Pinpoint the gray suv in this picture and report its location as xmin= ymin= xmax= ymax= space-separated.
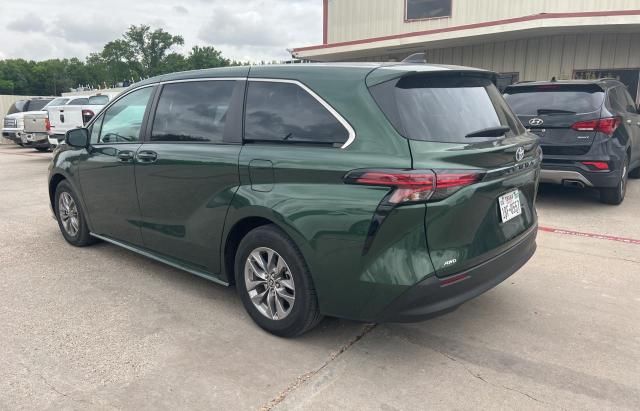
xmin=504 ymin=79 xmax=640 ymax=204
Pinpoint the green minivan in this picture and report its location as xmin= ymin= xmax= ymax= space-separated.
xmin=49 ymin=63 xmax=540 ymax=337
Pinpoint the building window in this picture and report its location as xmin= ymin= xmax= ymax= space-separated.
xmin=405 ymin=0 xmax=452 ymax=21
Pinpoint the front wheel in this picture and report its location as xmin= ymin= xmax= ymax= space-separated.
xmin=55 ymin=181 xmax=97 ymax=246
xmin=235 ymin=225 xmax=323 ymax=337
xmin=600 ymin=159 xmax=628 ymax=205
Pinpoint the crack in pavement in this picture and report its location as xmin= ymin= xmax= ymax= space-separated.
xmin=432 ymin=349 xmax=563 ymax=410
xmin=260 ymin=323 xmax=377 ymax=411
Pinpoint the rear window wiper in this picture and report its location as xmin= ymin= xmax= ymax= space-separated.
xmin=465 ymin=126 xmax=511 ymax=138
xmin=537 ymin=109 xmax=576 ymax=115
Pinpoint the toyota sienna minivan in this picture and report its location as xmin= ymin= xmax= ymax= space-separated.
xmin=49 ymin=64 xmax=540 ymax=337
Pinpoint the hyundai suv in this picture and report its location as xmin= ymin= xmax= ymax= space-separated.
xmin=504 ymin=80 xmax=640 ymax=204
xmin=48 ymin=64 xmax=540 ymax=337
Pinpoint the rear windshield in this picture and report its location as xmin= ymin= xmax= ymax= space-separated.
xmin=504 ymin=84 xmax=605 ymax=115
xmin=46 ymin=98 xmax=70 ymax=107
xmin=27 ymin=99 xmax=53 ymax=111
xmin=371 ymin=74 xmax=524 ymax=143
xmin=89 ymin=95 xmax=110 ymax=105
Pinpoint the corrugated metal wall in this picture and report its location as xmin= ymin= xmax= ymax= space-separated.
xmin=328 ymin=0 xmax=640 ymax=43
xmin=419 ymin=33 xmax=640 ymax=81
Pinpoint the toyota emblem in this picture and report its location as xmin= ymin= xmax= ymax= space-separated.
xmin=529 ymin=118 xmax=544 ymax=126
xmin=515 ymin=147 xmax=525 ymax=162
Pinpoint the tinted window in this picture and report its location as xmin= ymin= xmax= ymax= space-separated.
xmin=620 ymin=88 xmax=638 ymax=113
xmin=244 ymin=81 xmax=349 ymax=144
xmin=89 ymin=95 xmax=110 ymax=105
xmin=97 ymin=87 xmax=153 ymax=144
xmin=406 ymin=0 xmax=451 ymax=20
xmin=68 ymin=98 xmax=89 ymax=105
xmin=371 ymin=75 xmax=523 ymax=143
xmin=504 ymin=84 xmax=605 ymax=115
xmin=151 ymin=81 xmax=236 ymax=143
xmin=27 ymin=99 xmax=53 ymax=111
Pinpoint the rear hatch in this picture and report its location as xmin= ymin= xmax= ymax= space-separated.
xmin=369 ymin=68 xmax=540 ymax=278
xmin=504 ymin=83 xmax=605 ymax=156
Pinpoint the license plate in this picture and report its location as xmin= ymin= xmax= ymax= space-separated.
xmin=499 ymin=190 xmax=522 ymax=223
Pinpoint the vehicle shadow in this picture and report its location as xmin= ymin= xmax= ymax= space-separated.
xmin=536 ymin=183 xmax=601 ymax=206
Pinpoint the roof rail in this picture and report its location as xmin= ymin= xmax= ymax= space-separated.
xmin=513 ymin=81 xmax=536 ymax=85
xmin=597 ymin=77 xmax=620 ymax=82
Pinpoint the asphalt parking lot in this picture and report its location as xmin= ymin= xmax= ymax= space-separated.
xmin=1 ymin=144 xmax=639 ymax=410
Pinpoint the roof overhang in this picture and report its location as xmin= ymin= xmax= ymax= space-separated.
xmin=292 ymin=10 xmax=640 ymax=61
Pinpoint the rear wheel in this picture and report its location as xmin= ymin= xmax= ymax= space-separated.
xmin=235 ymin=225 xmax=323 ymax=337
xmin=55 ymin=181 xmax=97 ymax=246
xmin=600 ymin=158 xmax=628 ymax=205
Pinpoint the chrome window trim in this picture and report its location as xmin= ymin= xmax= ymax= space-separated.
xmin=249 ymin=78 xmax=356 ymax=149
xmin=159 ymin=77 xmax=246 ymax=84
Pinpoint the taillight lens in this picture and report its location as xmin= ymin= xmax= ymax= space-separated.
xmin=45 ymin=118 xmax=51 ymax=132
xmin=571 ymin=117 xmax=621 ymax=136
xmin=344 ymin=169 xmax=483 ymax=204
xmin=82 ymin=109 xmax=95 ymax=125
xmin=582 ymin=161 xmax=609 ymax=171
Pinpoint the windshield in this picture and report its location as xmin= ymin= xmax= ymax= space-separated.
xmin=89 ymin=95 xmax=110 ymax=105
xmin=504 ymin=84 xmax=605 ymax=115
xmin=371 ymin=74 xmax=524 ymax=143
xmin=45 ymin=98 xmax=70 ymax=108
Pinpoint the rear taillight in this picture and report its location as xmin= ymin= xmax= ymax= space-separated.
xmin=344 ymin=169 xmax=483 ymax=204
xmin=82 ymin=109 xmax=95 ymax=125
xmin=571 ymin=117 xmax=621 ymax=136
xmin=45 ymin=118 xmax=50 ymax=132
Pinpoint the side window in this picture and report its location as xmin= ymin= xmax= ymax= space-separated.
xmin=98 ymin=87 xmax=153 ymax=144
xmin=151 ymin=81 xmax=236 ymax=143
xmin=621 ymin=88 xmax=638 ymax=113
xmin=244 ymin=81 xmax=349 ymax=144
xmin=68 ymin=98 xmax=89 ymax=105
xmin=89 ymin=113 xmax=104 ymax=144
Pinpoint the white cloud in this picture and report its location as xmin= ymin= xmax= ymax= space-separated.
xmin=0 ymin=0 xmax=322 ymax=62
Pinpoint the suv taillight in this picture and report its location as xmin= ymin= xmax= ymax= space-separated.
xmin=571 ymin=117 xmax=621 ymax=136
xmin=344 ymin=169 xmax=484 ymax=204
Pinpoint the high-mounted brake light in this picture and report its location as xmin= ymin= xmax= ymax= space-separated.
xmin=571 ymin=117 xmax=621 ymax=136
xmin=344 ymin=169 xmax=483 ymax=204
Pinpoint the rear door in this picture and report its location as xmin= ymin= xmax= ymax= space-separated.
xmin=370 ymin=71 xmax=539 ymax=277
xmin=504 ymin=84 xmax=605 ymax=156
xmin=134 ymin=79 xmax=245 ymax=275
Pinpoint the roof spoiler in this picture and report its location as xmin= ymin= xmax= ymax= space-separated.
xmin=402 ymin=53 xmax=427 ymax=64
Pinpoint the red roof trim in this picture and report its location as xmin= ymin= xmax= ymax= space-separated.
xmin=293 ymin=10 xmax=640 ymax=53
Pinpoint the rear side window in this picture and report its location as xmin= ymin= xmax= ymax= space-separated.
xmin=27 ymin=99 xmax=53 ymax=112
xmin=371 ymin=74 xmax=523 ymax=143
xmin=47 ymin=98 xmax=70 ymax=107
xmin=151 ymin=81 xmax=235 ymax=143
xmin=504 ymin=84 xmax=605 ymax=115
xmin=609 ymin=87 xmax=638 ymax=114
xmin=244 ymin=81 xmax=349 ymax=144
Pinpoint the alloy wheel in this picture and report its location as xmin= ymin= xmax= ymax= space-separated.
xmin=244 ymin=247 xmax=296 ymax=321
xmin=58 ymin=192 xmax=80 ymax=237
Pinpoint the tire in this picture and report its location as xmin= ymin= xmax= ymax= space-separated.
xmin=600 ymin=158 xmax=629 ymax=205
xmin=54 ymin=181 xmax=97 ymax=247
xmin=235 ymin=225 xmax=323 ymax=337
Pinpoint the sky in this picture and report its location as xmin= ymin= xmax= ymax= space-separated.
xmin=0 ymin=0 xmax=322 ymax=62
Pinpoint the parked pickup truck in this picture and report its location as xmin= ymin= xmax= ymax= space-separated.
xmin=22 ymin=96 xmax=91 ymax=151
xmin=47 ymin=93 xmax=118 ymax=148
xmin=2 ymin=98 xmax=54 ymax=146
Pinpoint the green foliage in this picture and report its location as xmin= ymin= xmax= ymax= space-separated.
xmin=0 ymin=24 xmax=232 ymax=95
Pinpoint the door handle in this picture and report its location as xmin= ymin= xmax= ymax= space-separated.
xmin=137 ymin=150 xmax=158 ymax=163
xmin=117 ymin=151 xmax=134 ymax=162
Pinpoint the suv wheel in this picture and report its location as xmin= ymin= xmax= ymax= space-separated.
xmin=235 ymin=225 xmax=323 ymax=337
xmin=600 ymin=158 xmax=628 ymax=205
xmin=629 ymin=167 xmax=640 ymax=179
xmin=55 ymin=181 xmax=97 ymax=246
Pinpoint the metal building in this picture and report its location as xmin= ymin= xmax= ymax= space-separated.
xmin=292 ymin=0 xmax=640 ymax=101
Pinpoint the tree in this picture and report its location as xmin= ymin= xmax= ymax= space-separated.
xmin=123 ymin=25 xmax=184 ymax=76
xmin=187 ymin=46 xmax=229 ymax=70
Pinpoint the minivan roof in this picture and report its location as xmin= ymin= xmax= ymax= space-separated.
xmin=131 ymin=63 xmax=494 ymax=89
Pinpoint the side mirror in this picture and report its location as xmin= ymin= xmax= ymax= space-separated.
xmin=66 ymin=128 xmax=89 ymax=148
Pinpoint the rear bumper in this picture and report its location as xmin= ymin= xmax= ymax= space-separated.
xmin=24 ymin=132 xmax=50 ymax=148
xmin=377 ymin=225 xmax=537 ymax=323
xmin=540 ymin=163 xmax=621 ymax=188
xmin=2 ymin=131 xmax=22 ymax=143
